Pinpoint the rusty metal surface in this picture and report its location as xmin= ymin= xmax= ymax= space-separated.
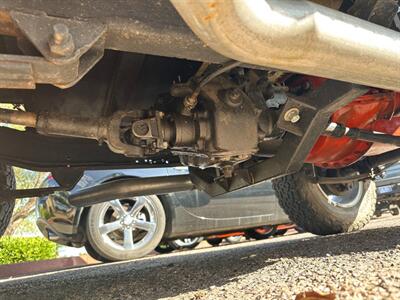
xmin=171 ymin=0 xmax=400 ymax=92
xmin=0 ymin=54 xmax=78 ymax=89
xmin=10 ymin=11 xmax=106 ymax=64
xmin=0 ymin=10 xmax=16 ymax=36
xmin=0 ymin=108 xmax=147 ymax=157
xmin=0 ymin=60 xmax=34 ymax=89
xmin=0 ymin=108 xmax=36 ymax=127
xmin=0 ymin=0 xmax=225 ymax=89
xmin=0 ymin=0 xmax=396 ymax=90
xmin=0 ymin=0 xmax=225 ymax=63
xmin=0 ymin=10 xmax=107 ymax=89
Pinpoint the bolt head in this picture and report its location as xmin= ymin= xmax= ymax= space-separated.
xmin=53 ymin=24 xmax=70 ymax=44
xmin=225 ymin=88 xmax=243 ymax=107
xmin=49 ymin=23 xmax=75 ymax=57
xmin=284 ymin=108 xmax=301 ymax=123
xmin=228 ymin=89 xmax=241 ymax=101
xmin=132 ymin=120 xmax=150 ymax=136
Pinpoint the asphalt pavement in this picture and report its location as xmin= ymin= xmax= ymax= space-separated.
xmin=1 ymin=215 xmax=400 ymax=300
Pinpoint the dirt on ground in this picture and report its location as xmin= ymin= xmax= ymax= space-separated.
xmin=1 ymin=215 xmax=400 ymax=300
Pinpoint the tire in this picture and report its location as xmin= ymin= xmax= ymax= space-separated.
xmin=390 ymin=206 xmax=400 ymax=216
xmin=246 ymin=225 xmax=277 ymax=240
xmin=295 ymin=226 xmax=306 ymax=233
xmin=225 ymin=236 xmax=242 ymax=244
xmin=274 ymin=229 xmax=288 ymax=236
xmin=207 ymin=238 xmax=223 ymax=246
xmin=155 ymin=242 xmax=175 ymax=254
xmin=85 ymin=195 xmax=166 ymax=262
xmin=168 ymin=237 xmax=202 ymax=250
xmin=0 ymin=164 xmax=15 ymax=236
xmin=84 ymin=242 xmax=111 ymax=262
xmin=272 ymin=170 xmax=376 ymax=236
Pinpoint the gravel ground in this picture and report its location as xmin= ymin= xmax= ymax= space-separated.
xmin=1 ymin=215 xmax=400 ymax=300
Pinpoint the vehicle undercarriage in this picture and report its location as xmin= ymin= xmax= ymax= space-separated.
xmin=0 ymin=0 xmax=400 ymax=235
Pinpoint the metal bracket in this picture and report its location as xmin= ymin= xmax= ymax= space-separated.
xmin=10 ymin=11 xmax=106 ymax=65
xmin=191 ymin=80 xmax=369 ymax=196
xmin=0 ymin=11 xmax=106 ymax=89
xmin=51 ymin=168 xmax=83 ymax=188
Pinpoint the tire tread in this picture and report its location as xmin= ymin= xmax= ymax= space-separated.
xmin=272 ymin=173 xmax=376 ymax=235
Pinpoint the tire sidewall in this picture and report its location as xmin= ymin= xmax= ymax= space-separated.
xmin=169 ymin=238 xmax=201 ymax=250
xmin=246 ymin=225 xmax=277 ymax=240
xmin=273 ymin=171 xmax=377 ymax=235
xmin=304 ymin=179 xmax=375 ymax=224
xmin=207 ymin=238 xmax=222 ymax=246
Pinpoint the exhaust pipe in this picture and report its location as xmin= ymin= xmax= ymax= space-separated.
xmin=171 ymin=0 xmax=400 ymax=91
xmin=68 ymin=175 xmax=195 ymax=207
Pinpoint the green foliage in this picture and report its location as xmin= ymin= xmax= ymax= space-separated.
xmin=13 ymin=167 xmax=46 ymax=190
xmin=0 ymin=237 xmax=57 ymax=264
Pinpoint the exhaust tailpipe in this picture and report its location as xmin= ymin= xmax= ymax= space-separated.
xmin=171 ymin=0 xmax=400 ymax=91
xmin=68 ymin=175 xmax=195 ymax=207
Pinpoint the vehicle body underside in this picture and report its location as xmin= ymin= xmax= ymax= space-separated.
xmin=0 ymin=0 xmax=399 ymax=207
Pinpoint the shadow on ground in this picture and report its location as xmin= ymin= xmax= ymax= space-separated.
xmin=1 ymin=223 xmax=400 ymax=300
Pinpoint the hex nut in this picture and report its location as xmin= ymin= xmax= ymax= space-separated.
xmin=49 ymin=23 xmax=75 ymax=57
xmin=284 ymin=108 xmax=301 ymax=123
xmin=132 ymin=120 xmax=150 ymax=136
xmin=225 ymin=88 xmax=243 ymax=107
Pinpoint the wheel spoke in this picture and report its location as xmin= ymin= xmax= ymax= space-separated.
xmin=134 ymin=219 xmax=156 ymax=232
xmin=99 ymin=220 xmax=122 ymax=235
xmin=109 ymin=199 xmax=126 ymax=217
xmin=123 ymin=229 xmax=134 ymax=250
xmin=129 ymin=197 xmax=146 ymax=216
